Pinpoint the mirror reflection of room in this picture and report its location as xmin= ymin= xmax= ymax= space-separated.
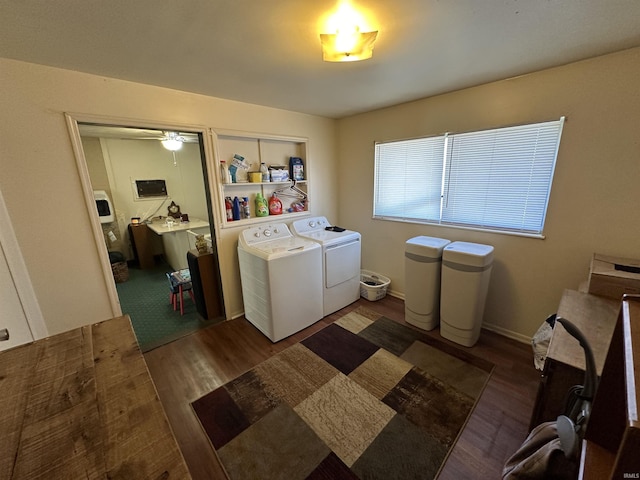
xmin=81 ymin=125 xmax=210 ymax=270
xmin=80 ymin=124 xmax=221 ymax=351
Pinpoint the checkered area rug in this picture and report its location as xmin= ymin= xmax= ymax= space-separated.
xmin=192 ymin=306 xmax=493 ymax=480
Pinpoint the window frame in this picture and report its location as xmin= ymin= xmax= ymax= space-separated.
xmin=373 ymin=117 xmax=565 ymax=238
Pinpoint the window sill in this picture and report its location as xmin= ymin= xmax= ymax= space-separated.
xmin=372 ymin=216 xmax=546 ymax=239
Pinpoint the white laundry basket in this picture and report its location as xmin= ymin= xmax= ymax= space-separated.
xmin=360 ymin=270 xmax=391 ymax=301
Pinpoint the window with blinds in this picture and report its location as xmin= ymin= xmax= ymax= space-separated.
xmin=373 ymin=117 xmax=564 ymax=236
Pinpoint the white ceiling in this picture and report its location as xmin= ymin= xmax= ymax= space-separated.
xmin=1 ymin=0 xmax=639 ymax=119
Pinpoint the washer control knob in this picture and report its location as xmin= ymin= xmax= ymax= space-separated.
xmin=254 ymin=232 xmax=260 ymax=238
xmin=309 ymin=221 xmax=316 ymax=227
xmin=263 ymin=229 xmax=272 ymax=237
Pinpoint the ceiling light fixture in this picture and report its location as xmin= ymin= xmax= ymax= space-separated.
xmin=161 ymin=132 xmax=185 ymax=151
xmin=320 ymin=2 xmax=378 ymax=62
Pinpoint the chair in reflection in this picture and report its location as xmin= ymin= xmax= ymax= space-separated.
xmin=166 ymin=270 xmax=195 ymax=315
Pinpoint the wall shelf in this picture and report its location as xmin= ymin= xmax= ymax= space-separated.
xmin=222 ymin=180 xmax=307 ymax=187
xmin=212 ymin=130 xmax=309 ymax=229
xmin=221 ymin=210 xmax=309 ymax=228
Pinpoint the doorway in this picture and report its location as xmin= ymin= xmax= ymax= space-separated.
xmin=70 ymin=119 xmax=225 ymax=351
xmin=0 ymin=186 xmax=48 ymax=351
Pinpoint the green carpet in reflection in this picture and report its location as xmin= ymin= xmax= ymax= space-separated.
xmin=115 ymin=259 xmax=213 ymax=352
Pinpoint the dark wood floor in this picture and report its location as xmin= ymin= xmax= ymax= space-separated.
xmin=144 ymin=295 xmax=541 ymax=479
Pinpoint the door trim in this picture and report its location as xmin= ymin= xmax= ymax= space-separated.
xmin=0 ymin=187 xmax=48 ymax=340
xmin=65 ymin=113 xmax=122 ymax=316
xmin=64 ymin=112 xmax=225 ymax=319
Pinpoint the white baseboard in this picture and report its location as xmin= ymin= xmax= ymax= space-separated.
xmin=387 ymin=289 xmax=404 ymax=300
xmin=383 ymin=291 xmax=531 ymax=345
xmin=482 ymin=322 xmax=531 ymax=345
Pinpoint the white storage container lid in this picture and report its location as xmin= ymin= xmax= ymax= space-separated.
xmin=405 ymin=236 xmax=451 ymax=258
xmin=443 ymin=241 xmax=494 ymax=267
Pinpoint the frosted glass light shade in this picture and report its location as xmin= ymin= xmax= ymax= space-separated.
xmin=320 ymin=29 xmax=378 ymax=62
xmin=161 ymin=138 xmax=183 ymax=151
xmin=161 ymin=132 xmax=185 ymax=151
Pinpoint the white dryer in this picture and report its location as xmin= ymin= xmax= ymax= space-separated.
xmin=238 ymin=223 xmax=323 ymax=342
xmin=291 ymin=216 xmax=361 ymax=316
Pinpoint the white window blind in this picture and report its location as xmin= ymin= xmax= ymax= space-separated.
xmin=373 ymin=118 xmax=564 ymax=236
xmin=374 ymin=136 xmax=445 ymax=221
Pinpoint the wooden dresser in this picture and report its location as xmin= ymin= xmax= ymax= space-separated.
xmin=529 ymin=289 xmax=620 ymax=429
xmin=579 ymin=294 xmax=640 ymax=479
xmin=0 ymin=315 xmax=191 ymax=479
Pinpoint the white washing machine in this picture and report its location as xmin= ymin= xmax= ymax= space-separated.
xmin=238 ymin=223 xmax=323 ymax=342
xmin=291 ymin=216 xmax=361 ymax=316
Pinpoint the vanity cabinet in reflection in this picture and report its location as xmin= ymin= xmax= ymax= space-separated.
xmin=128 ymin=223 xmax=155 ymax=269
xmin=187 ymin=250 xmax=223 ymax=320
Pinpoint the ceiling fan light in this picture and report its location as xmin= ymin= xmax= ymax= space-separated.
xmin=161 ymin=138 xmax=183 ymax=151
xmin=161 ymin=132 xmax=184 ymax=151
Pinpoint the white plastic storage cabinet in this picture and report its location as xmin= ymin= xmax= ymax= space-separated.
xmin=440 ymin=241 xmax=494 ymax=347
xmin=404 ymin=236 xmax=451 ymax=331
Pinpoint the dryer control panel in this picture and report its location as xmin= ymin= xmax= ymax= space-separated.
xmin=239 ymin=223 xmax=293 ymax=246
xmin=291 ymin=216 xmax=330 ymax=234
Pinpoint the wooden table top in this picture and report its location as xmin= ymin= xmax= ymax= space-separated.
xmin=0 ymin=315 xmax=191 ymax=479
xmin=548 ymin=289 xmax=620 ymax=375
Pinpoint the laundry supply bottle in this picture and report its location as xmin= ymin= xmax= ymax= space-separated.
xmin=220 ymin=160 xmax=230 ymax=184
xmin=268 ymin=193 xmax=283 ymax=215
xmin=242 ymin=197 xmax=251 ymax=219
xmin=232 ymin=196 xmax=241 ymax=221
xmin=260 ymin=162 xmax=270 ymax=182
xmin=255 ymin=193 xmax=269 ymax=217
xmin=225 ymin=197 xmax=234 ymax=221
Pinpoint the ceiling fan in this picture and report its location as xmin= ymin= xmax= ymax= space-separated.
xmin=160 ymin=131 xmax=186 ymax=151
xmin=77 ymin=124 xmax=199 ymax=145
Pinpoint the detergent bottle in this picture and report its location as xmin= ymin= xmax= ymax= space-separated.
xmin=242 ymin=197 xmax=251 ymax=219
xmin=268 ymin=193 xmax=283 ymax=215
xmin=255 ymin=193 xmax=269 ymax=217
xmin=225 ymin=197 xmax=233 ymax=221
xmin=232 ymin=196 xmax=241 ymax=221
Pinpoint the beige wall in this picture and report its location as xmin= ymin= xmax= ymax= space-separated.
xmin=2 ymin=47 xmax=638 ymax=341
xmin=82 ymin=137 xmax=110 ymax=193
xmin=336 ymin=47 xmax=640 ymax=341
xmin=0 ymin=58 xmax=337 ymax=334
